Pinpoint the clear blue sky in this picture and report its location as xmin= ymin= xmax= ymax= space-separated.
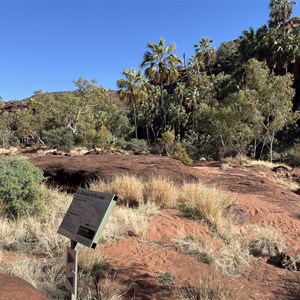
xmin=1 ymin=0 xmax=300 ymax=101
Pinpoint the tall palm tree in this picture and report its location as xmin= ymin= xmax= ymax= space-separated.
xmin=141 ymin=37 xmax=182 ymax=133
xmin=194 ymin=38 xmax=216 ymax=71
xmin=266 ymin=0 xmax=300 ymax=72
xmin=194 ymin=37 xmax=216 ymax=92
xmin=269 ymin=0 xmax=297 ymax=27
xmin=238 ymin=27 xmax=258 ymax=62
xmin=117 ymin=68 xmax=144 ymax=139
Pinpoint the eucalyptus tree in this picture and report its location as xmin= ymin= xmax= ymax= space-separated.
xmin=0 ymin=112 xmax=14 ymax=146
xmin=117 ymin=68 xmax=144 ymax=139
xmin=141 ymin=37 xmax=182 ymax=133
xmin=245 ymin=59 xmax=297 ymax=161
xmin=56 ymin=78 xmax=107 ymax=136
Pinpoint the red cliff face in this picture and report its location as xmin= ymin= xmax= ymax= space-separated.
xmin=1 ymin=100 xmax=28 ymax=112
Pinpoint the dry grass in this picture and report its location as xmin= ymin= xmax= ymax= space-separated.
xmin=0 ymin=255 xmax=66 ymax=298
xmin=91 ymin=175 xmax=179 ymax=208
xmin=275 ymin=177 xmax=299 ymax=191
xmin=77 ymin=249 xmax=123 ymax=300
xmin=179 ymin=182 xmax=232 ymax=235
xmin=224 ymin=155 xmax=291 ymax=170
xmin=174 ymin=234 xmax=215 ymax=265
xmin=213 ymin=240 xmax=251 ymax=276
xmin=0 ymin=147 xmax=20 ymax=156
xmin=100 ymin=201 xmax=160 ymax=242
xmin=247 ymin=225 xmax=285 ymax=257
xmin=0 ymin=186 xmax=71 ymax=257
xmin=144 ymin=176 xmax=179 ymax=208
xmin=90 ymin=175 xmax=144 ymax=207
xmin=79 ymin=248 xmax=108 ymax=273
xmin=176 ymin=276 xmax=234 ymax=300
xmin=0 ymin=187 xmax=74 ymax=299
xmin=0 ymin=173 xmax=289 ymax=298
xmin=174 ymin=233 xmax=251 ymax=277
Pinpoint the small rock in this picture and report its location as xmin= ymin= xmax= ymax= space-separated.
xmin=267 ymin=252 xmax=300 ymax=271
xmin=226 ymin=203 xmax=249 ymax=224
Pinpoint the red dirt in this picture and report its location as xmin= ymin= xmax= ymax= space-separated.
xmin=2 ymin=153 xmax=300 ymax=299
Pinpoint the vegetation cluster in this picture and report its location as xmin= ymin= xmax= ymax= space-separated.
xmin=1 ymin=1 xmax=300 ymax=165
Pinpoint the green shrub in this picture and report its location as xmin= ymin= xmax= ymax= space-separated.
xmin=85 ymin=126 xmax=114 ymax=151
xmin=114 ymin=138 xmax=127 ymax=150
xmin=125 ymin=138 xmax=149 ymax=154
xmin=159 ymin=131 xmax=175 ymax=155
xmin=281 ymin=144 xmax=300 ymax=167
xmin=42 ymin=128 xmax=75 ymax=149
xmin=173 ymin=143 xmax=193 ymax=165
xmin=0 ymin=156 xmax=44 ymax=217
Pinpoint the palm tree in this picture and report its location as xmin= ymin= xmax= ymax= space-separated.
xmin=117 ymin=68 xmax=144 ymax=138
xmin=141 ymin=37 xmax=182 ymax=133
xmin=194 ymin=38 xmax=216 ymax=69
xmin=238 ymin=27 xmax=258 ymax=62
xmin=266 ymin=0 xmax=300 ymax=72
xmin=269 ymin=0 xmax=297 ymax=27
xmin=194 ymin=38 xmax=217 ymax=93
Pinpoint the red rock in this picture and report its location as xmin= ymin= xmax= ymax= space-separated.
xmin=0 ymin=273 xmax=48 ymax=300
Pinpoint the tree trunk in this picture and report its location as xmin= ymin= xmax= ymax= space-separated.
xmin=160 ymin=83 xmax=166 ymax=133
xmin=131 ymin=93 xmax=138 ymax=139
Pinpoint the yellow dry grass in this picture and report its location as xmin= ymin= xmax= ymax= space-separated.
xmin=101 ymin=201 xmax=160 ymax=241
xmin=144 ymin=176 xmax=179 ymax=208
xmin=0 ymin=147 xmax=20 ymax=156
xmin=247 ymin=225 xmax=285 ymax=257
xmin=176 ymin=276 xmax=234 ymax=300
xmin=275 ymin=177 xmax=299 ymax=191
xmin=91 ymin=175 xmax=144 ymax=207
xmin=179 ymin=182 xmax=232 ymax=233
xmin=224 ymin=155 xmax=291 ymax=170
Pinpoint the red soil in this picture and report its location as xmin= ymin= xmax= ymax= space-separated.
xmin=1 ymin=153 xmax=300 ymax=299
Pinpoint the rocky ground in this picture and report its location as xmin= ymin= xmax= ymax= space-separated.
xmin=1 ymin=152 xmax=300 ymax=299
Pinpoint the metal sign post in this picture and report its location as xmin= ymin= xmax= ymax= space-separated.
xmin=58 ymin=188 xmax=118 ymax=299
xmin=66 ymin=241 xmax=78 ymax=300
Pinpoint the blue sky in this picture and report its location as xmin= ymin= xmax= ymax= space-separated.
xmin=1 ymin=0 xmax=300 ymax=101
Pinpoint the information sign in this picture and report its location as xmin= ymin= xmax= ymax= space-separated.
xmin=58 ymin=188 xmax=118 ymax=248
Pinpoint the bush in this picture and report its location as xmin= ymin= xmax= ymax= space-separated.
xmin=159 ymin=131 xmax=175 ymax=155
xmin=281 ymin=144 xmax=300 ymax=167
xmin=85 ymin=126 xmax=114 ymax=151
xmin=114 ymin=138 xmax=127 ymax=150
xmin=42 ymin=128 xmax=74 ymax=149
xmin=173 ymin=143 xmax=193 ymax=165
xmin=0 ymin=156 xmax=44 ymax=217
xmin=125 ymin=138 xmax=149 ymax=154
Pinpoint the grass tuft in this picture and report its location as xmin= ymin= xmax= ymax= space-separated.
xmin=213 ymin=240 xmax=251 ymax=276
xmin=144 ymin=176 xmax=179 ymax=208
xmin=91 ymin=175 xmax=144 ymax=207
xmin=179 ymin=182 xmax=232 ymax=235
xmin=176 ymin=276 xmax=234 ymax=300
xmin=248 ymin=226 xmax=285 ymax=257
